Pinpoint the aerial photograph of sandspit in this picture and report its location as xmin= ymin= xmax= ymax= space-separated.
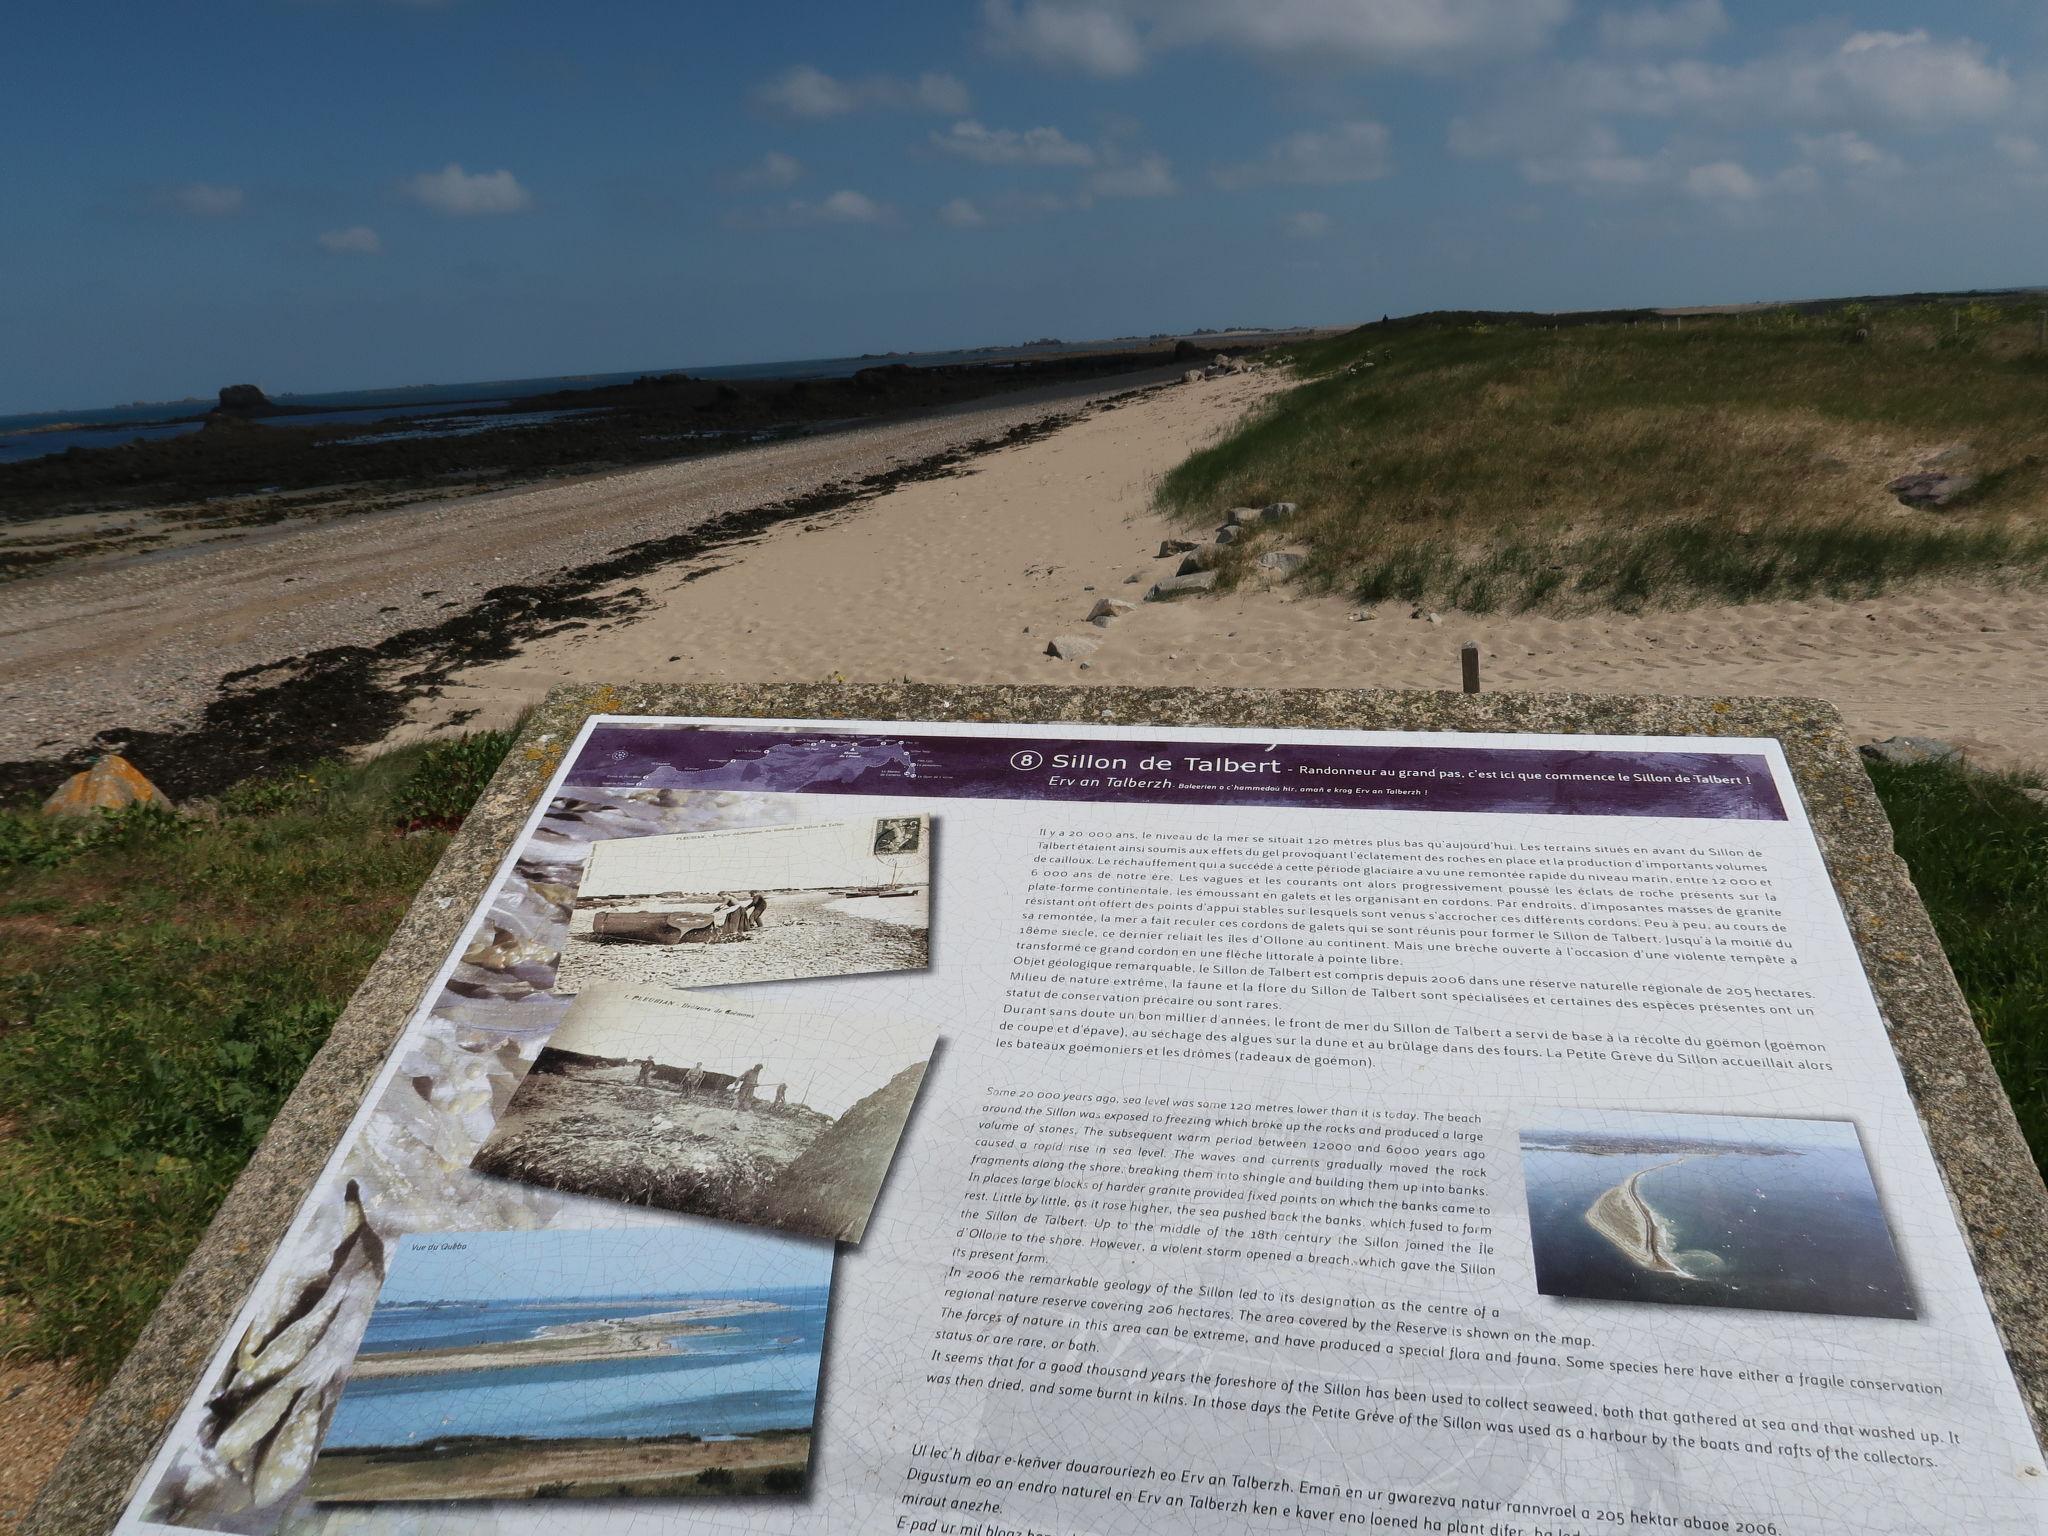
xmin=306 ymin=1226 xmax=833 ymax=1503
xmin=1519 ymin=1110 xmax=1915 ymax=1320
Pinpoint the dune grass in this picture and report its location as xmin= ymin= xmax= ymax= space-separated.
xmin=1164 ymin=304 xmax=2048 ymax=612
xmin=0 ymin=732 xmax=510 ymax=1382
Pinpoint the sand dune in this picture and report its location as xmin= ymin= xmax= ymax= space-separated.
xmin=391 ymin=370 xmax=2048 ymax=770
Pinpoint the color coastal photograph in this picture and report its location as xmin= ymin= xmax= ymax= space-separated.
xmin=306 ymin=1225 xmax=832 ymax=1503
xmin=553 ymin=814 xmax=931 ymax=992
xmin=472 ymin=986 xmax=934 ymax=1243
xmin=1520 ymin=1110 xmax=1915 ymax=1320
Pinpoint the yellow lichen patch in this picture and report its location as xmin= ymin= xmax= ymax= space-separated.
xmin=40 ymin=755 xmax=173 ymax=818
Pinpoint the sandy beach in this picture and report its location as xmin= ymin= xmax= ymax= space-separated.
xmin=6 ymin=362 xmax=2045 ymax=785
xmin=389 ymin=367 xmax=2048 ymax=770
xmin=341 ymin=1300 xmax=778 ymax=1379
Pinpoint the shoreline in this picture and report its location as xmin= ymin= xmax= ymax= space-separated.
xmin=344 ymin=1299 xmax=783 ymax=1379
xmin=1585 ymin=1158 xmax=1695 ymax=1277
xmin=7 ymin=355 xmax=2045 ymax=808
xmin=0 ymin=373 xmax=1174 ymax=804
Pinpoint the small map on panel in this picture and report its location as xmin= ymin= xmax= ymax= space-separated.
xmin=552 ymin=814 xmax=931 ymax=992
xmin=307 ymin=1226 xmax=833 ymax=1503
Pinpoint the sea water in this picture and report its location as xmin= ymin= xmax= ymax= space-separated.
xmin=1521 ymin=1144 xmax=1915 ymax=1320
xmin=323 ymin=1285 xmax=828 ymax=1449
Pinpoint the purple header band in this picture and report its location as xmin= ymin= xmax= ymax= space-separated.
xmin=567 ymin=725 xmax=1786 ymax=821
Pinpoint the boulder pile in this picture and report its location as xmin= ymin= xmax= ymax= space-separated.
xmin=1147 ymin=501 xmax=1297 ymax=598
xmin=1040 ymin=494 xmax=1304 ymax=666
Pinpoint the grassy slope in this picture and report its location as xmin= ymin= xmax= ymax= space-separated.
xmin=1864 ymin=759 xmax=2048 ymax=1157
xmin=0 ymin=733 xmax=2041 ymax=1386
xmin=0 ymin=734 xmax=509 ymax=1382
xmin=1161 ymin=305 xmax=2048 ymax=611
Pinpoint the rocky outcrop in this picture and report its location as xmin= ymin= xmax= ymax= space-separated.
xmin=1859 ymin=736 xmax=1962 ymax=767
xmin=1887 ymin=470 xmax=1978 ymax=509
xmin=42 ymin=753 xmax=174 ymax=817
xmin=211 ymin=384 xmax=276 ymax=417
xmin=1146 ymin=569 xmax=1219 ymax=600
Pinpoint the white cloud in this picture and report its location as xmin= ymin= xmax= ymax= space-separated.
xmin=818 ymin=189 xmax=889 ymax=222
xmin=1597 ymin=0 xmax=1726 ymax=55
xmin=1513 ymin=127 xmax=1661 ymax=191
xmin=737 ymin=151 xmax=804 ymax=188
xmin=1215 ymin=121 xmax=1392 ymax=189
xmin=1826 ymin=30 xmax=2010 ymax=126
xmin=725 ymin=189 xmax=894 ymax=229
xmin=1087 ymin=151 xmax=1177 ymax=198
xmin=317 ymin=225 xmax=382 ymax=254
xmin=754 ymin=64 xmax=969 ymax=118
xmin=1996 ymin=133 xmax=2041 ymax=167
xmin=165 ymin=182 xmax=244 ymax=217
xmin=1794 ymin=130 xmax=1903 ymax=177
xmin=402 ymin=163 xmax=533 ymax=215
xmin=1568 ymin=29 xmax=2009 ymax=127
xmin=939 ymin=197 xmax=989 ymax=228
xmin=1284 ymin=210 xmax=1331 ymax=238
xmin=932 ymin=119 xmax=1097 ymax=166
xmin=981 ymin=0 xmax=1147 ymax=77
xmin=981 ymin=0 xmax=1568 ymax=73
xmin=1683 ymin=159 xmax=1759 ymax=200
xmin=1451 ymin=24 xmax=2015 ymax=200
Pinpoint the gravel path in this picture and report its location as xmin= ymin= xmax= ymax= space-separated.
xmin=0 ymin=369 xmax=1176 ymax=781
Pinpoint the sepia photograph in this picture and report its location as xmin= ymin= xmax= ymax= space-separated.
xmin=552 ymin=814 xmax=931 ymax=993
xmin=306 ymin=1226 xmax=831 ymax=1503
xmin=1520 ymin=1109 xmax=1914 ymax=1321
xmin=472 ymin=986 xmax=934 ymax=1243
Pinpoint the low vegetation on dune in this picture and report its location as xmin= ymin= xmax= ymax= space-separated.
xmin=0 ymin=731 xmax=510 ymax=1382
xmin=1162 ymin=302 xmax=2048 ymax=612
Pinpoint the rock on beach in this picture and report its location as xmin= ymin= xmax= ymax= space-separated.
xmin=41 ymin=754 xmax=175 ymax=818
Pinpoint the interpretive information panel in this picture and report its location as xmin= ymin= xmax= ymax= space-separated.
xmin=118 ymin=718 xmax=2046 ymax=1535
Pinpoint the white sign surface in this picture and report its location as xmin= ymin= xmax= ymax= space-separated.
xmin=117 ymin=717 xmax=2047 ymax=1536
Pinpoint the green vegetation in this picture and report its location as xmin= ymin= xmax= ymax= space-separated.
xmin=0 ymin=730 xmax=511 ymax=1382
xmin=1164 ymin=303 xmax=2048 ymax=611
xmin=1864 ymin=757 xmax=2048 ymax=1165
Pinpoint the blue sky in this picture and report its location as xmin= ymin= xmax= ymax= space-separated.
xmin=5 ymin=1 xmax=2046 ymax=413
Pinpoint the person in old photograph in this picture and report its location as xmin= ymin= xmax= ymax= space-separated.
xmin=472 ymin=986 xmax=935 ymax=1244
xmin=1520 ymin=1109 xmax=1914 ymax=1320
xmin=305 ymin=1227 xmax=831 ymax=1504
xmin=554 ymin=815 xmax=931 ymax=993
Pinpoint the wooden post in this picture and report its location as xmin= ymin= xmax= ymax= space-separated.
xmin=1461 ymin=642 xmax=1481 ymax=694
xmin=2038 ymin=309 xmax=2045 ymax=350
